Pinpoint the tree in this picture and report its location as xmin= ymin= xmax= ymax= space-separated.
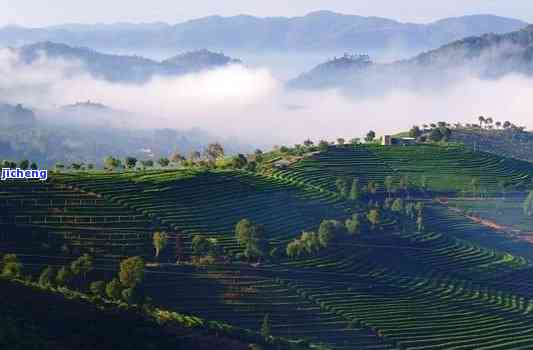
xmin=399 ymin=175 xmax=409 ymax=195
xmin=318 ymin=220 xmax=344 ymax=247
xmin=205 ymin=142 xmax=225 ymax=165
xmin=366 ymin=181 xmax=378 ymax=195
xmin=235 ymin=219 xmax=268 ymax=261
xmin=189 ymin=150 xmax=201 ymax=162
xmin=345 ymin=214 xmax=362 ymax=235
xmin=121 ymin=287 xmax=142 ymax=304
xmin=175 ymin=234 xmax=184 ymax=263
xmin=318 ymin=140 xmax=329 ymax=152
xmin=125 ymin=157 xmax=137 ymax=169
xmin=245 ymin=225 xmax=268 ymax=261
xmin=503 ymin=121 xmax=512 ymax=129
xmin=384 ymin=176 xmax=395 ymax=198
xmin=416 ymin=215 xmax=425 ymax=232
xmin=157 ymin=157 xmax=170 ymax=167
xmin=56 ymin=266 xmax=72 ymax=286
xmin=365 ymin=131 xmax=376 ymax=143
xmin=524 ymin=191 xmax=533 ymax=217
xmin=349 ymin=178 xmax=361 ymax=201
xmin=409 ymin=126 xmax=422 ymax=138
xmin=90 ymin=281 xmax=106 ymax=297
xmin=30 ymin=162 xmax=38 ymax=170
xmin=105 ymin=278 xmax=123 ymax=300
xmin=471 ymin=178 xmax=480 ymax=198
xmin=70 ymin=254 xmax=93 ymax=283
xmin=367 ymin=209 xmax=381 ymax=231
xmin=104 ymin=156 xmax=120 ymax=170
xmin=420 ymin=175 xmax=428 ymax=192
xmin=337 ymin=138 xmax=345 ymax=146
xmin=235 ymin=219 xmax=254 ymax=247
xmin=429 ymin=128 xmax=443 ymax=142
xmin=335 ymin=178 xmax=349 ymax=198
xmin=192 ymin=235 xmax=210 ymax=256
xmin=19 ymin=159 xmax=29 ymax=170
xmin=153 ymin=231 xmax=168 ymax=258
xmin=478 ymin=116 xmax=485 ymax=128
xmin=391 ymin=198 xmax=404 ymax=216
xmin=231 ymin=154 xmax=248 ymax=169
xmin=286 ymin=241 xmax=302 ymax=259
xmin=303 ymin=139 xmax=314 ymax=148
xmin=140 ymin=160 xmax=154 ymax=169
xmin=1 ymin=254 xmax=22 ymax=278
xmin=349 ymin=138 xmax=360 ymax=145
xmin=170 ymin=151 xmax=185 ymax=164
xmin=38 ymin=265 xmax=56 ymax=287
xmin=261 ymin=314 xmax=272 ymax=338
xmin=119 ymin=256 xmax=145 ymax=288
xmin=495 ymin=121 xmax=502 ymax=129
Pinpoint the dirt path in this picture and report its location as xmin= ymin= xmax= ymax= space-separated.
xmin=436 ymin=199 xmax=533 ymax=242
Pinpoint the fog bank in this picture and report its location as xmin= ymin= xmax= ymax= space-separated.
xmin=1 ymin=49 xmax=533 ymax=149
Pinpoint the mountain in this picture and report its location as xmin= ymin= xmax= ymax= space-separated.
xmin=0 ymin=12 xmax=527 ymax=53
xmin=0 ymin=103 xmax=250 ymax=166
xmin=14 ymin=42 xmax=242 ymax=83
xmin=0 ymin=103 xmax=36 ymax=127
xmin=288 ymin=24 xmax=533 ymax=93
xmin=162 ymin=49 xmax=242 ymax=71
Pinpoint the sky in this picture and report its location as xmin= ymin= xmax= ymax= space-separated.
xmin=1 ymin=0 xmax=533 ymax=27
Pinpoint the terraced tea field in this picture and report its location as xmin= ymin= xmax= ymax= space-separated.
xmin=5 ymin=144 xmax=533 ymax=349
xmin=448 ymin=196 xmax=533 ymax=233
xmin=0 ymin=180 xmax=154 ymax=256
xmin=269 ymin=144 xmax=533 ymax=194
xmin=54 ymin=169 xmax=348 ymax=253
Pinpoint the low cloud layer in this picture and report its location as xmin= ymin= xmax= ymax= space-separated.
xmin=1 ymin=49 xmax=533 ymax=149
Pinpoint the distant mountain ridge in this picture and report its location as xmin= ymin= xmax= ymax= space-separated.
xmin=289 ymin=24 xmax=533 ymax=93
xmin=14 ymin=42 xmax=242 ymax=83
xmin=0 ymin=12 xmax=527 ymax=52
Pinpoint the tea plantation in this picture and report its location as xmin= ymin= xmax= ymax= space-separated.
xmin=4 ymin=143 xmax=533 ymax=349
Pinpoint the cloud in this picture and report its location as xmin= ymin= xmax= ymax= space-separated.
xmin=1 ymin=48 xmax=532 ymax=150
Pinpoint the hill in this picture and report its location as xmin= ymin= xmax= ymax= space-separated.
xmin=0 ymin=278 xmax=282 ymax=350
xmin=0 ymin=102 xmax=250 ymax=167
xmin=0 ymin=13 xmax=526 ymax=53
xmin=450 ymin=126 xmax=533 ymax=163
xmin=5 ymin=143 xmax=533 ymax=349
xmin=15 ymin=42 xmax=242 ymax=83
xmin=289 ymin=24 xmax=533 ymax=92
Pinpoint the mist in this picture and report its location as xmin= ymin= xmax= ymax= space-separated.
xmin=1 ymin=48 xmax=533 ymax=151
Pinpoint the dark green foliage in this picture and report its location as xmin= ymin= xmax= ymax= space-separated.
xmin=90 ymin=281 xmax=106 ymax=297
xmin=235 ymin=219 xmax=268 ymax=260
xmin=1 ymin=254 xmax=22 ymax=278
xmin=335 ymin=178 xmax=350 ymax=198
xmin=349 ymin=178 xmax=361 ymax=201
xmin=119 ymin=257 xmax=145 ymax=288
xmin=260 ymin=314 xmax=271 ymax=338
xmin=56 ymin=266 xmax=72 ymax=286
xmin=157 ymin=157 xmax=170 ymax=167
xmin=365 ymin=131 xmax=376 ymax=143
xmin=19 ymin=159 xmax=29 ymax=170
xmin=38 ymin=266 xmax=56 ymax=287
xmin=318 ymin=219 xmax=344 ymax=247
xmin=524 ymin=191 xmax=533 ymax=217
xmin=318 ymin=140 xmax=329 ymax=152
xmin=345 ymin=214 xmax=362 ymax=235
xmin=105 ymin=278 xmax=123 ymax=300
xmin=231 ymin=154 xmax=248 ymax=169
xmin=125 ymin=157 xmax=137 ymax=169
